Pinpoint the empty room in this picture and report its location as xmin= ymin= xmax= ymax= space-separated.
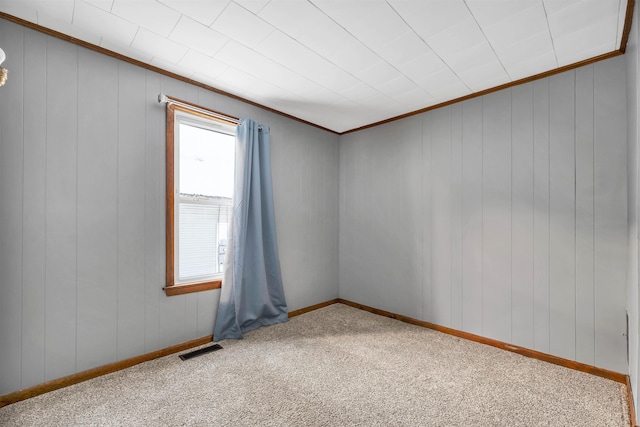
xmin=1 ymin=0 xmax=640 ymax=425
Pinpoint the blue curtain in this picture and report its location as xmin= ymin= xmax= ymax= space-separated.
xmin=213 ymin=118 xmax=288 ymax=341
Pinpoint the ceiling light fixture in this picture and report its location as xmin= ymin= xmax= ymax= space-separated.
xmin=0 ymin=48 xmax=7 ymax=87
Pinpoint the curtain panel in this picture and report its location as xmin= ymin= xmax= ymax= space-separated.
xmin=214 ymin=118 xmax=288 ymax=340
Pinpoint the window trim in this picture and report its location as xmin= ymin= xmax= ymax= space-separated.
xmin=164 ymin=99 xmax=238 ymax=297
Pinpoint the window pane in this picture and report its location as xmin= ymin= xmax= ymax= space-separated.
xmin=176 ymin=120 xmax=235 ymax=283
xmin=179 ymin=123 xmax=234 ymax=198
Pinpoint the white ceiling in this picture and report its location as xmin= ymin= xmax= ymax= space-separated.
xmin=0 ymin=0 xmax=630 ymax=133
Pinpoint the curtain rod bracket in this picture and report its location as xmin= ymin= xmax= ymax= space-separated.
xmin=157 ymin=93 xmax=240 ymax=125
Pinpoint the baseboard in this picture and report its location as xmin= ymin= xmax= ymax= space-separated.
xmin=627 ymin=375 xmax=639 ymax=427
xmin=288 ymin=298 xmax=340 ymax=318
xmin=337 ymin=298 xmax=627 ymax=384
xmin=0 ymin=298 xmax=342 ymax=408
xmin=338 ymin=298 xmax=640 ymax=423
xmin=0 ymin=335 xmax=213 ymax=408
xmin=2 ymin=297 xmax=633 ymax=416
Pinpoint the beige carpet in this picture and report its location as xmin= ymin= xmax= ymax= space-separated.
xmin=0 ymin=303 xmax=630 ymax=426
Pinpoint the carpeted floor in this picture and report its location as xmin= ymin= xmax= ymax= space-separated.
xmin=0 ymin=303 xmax=631 ymax=426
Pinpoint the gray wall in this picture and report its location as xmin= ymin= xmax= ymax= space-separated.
xmin=0 ymin=19 xmax=339 ymax=395
xmin=626 ymin=2 xmax=640 ymax=411
xmin=340 ymin=56 xmax=629 ymax=373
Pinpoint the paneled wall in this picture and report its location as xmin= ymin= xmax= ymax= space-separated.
xmin=340 ymin=56 xmax=628 ymax=373
xmin=0 ymin=19 xmax=339 ymax=395
xmin=626 ymin=1 xmax=640 ymax=411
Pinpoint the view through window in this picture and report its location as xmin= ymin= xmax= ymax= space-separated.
xmin=166 ymin=105 xmax=236 ymax=294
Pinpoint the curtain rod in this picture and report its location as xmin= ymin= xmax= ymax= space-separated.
xmin=158 ymin=93 xmax=240 ymax=125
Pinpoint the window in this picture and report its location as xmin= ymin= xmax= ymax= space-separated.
xmin=165 ymin=100 xmax=236 ymax=296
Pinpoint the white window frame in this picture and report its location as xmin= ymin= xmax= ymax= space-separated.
xmin=164 ymin=100 xmax=237 ymax=296
xmin=173 ymin=111 xmax=235 ymax=285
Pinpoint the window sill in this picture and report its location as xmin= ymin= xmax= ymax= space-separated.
xmin=164 ymin=280 xmax=222 ymax=296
